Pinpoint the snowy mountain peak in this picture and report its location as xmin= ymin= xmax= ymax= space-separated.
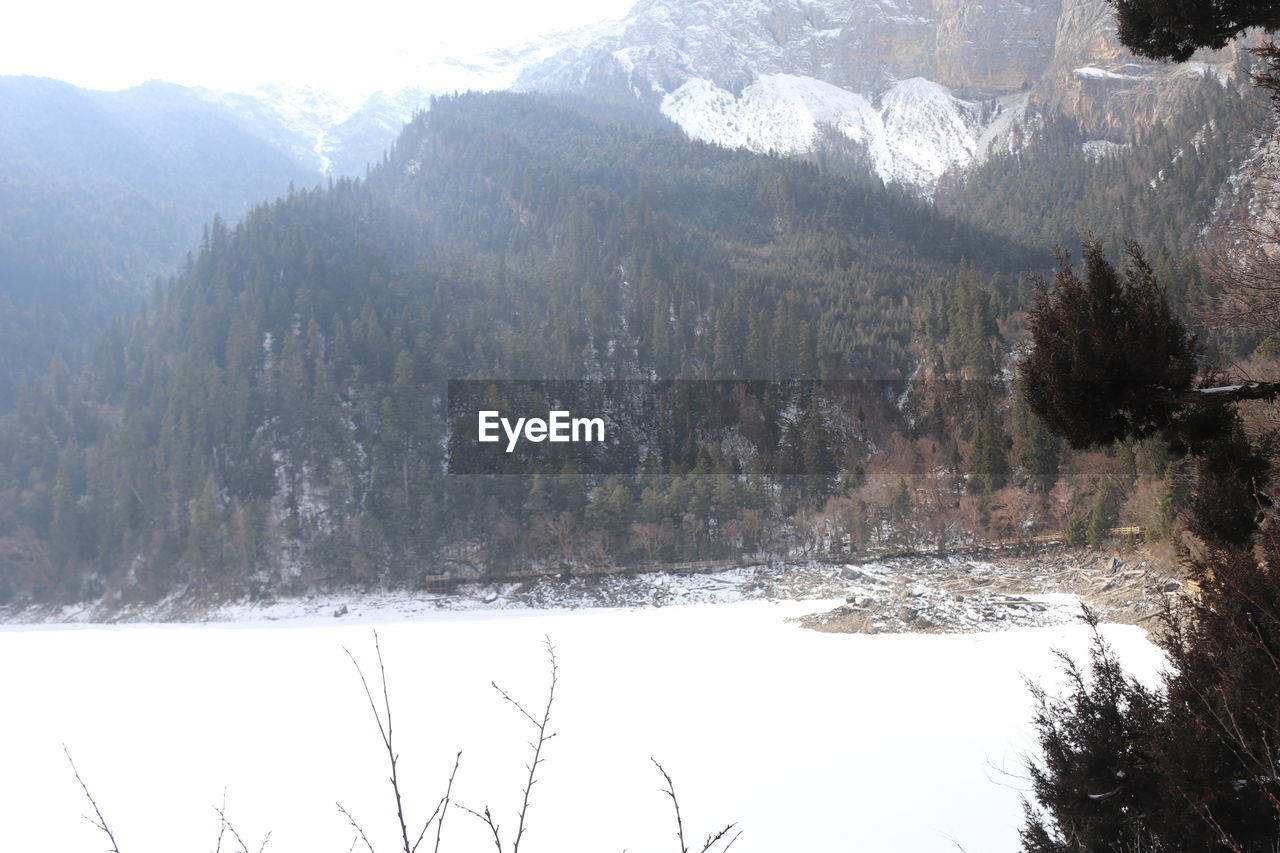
xmin=516 ymin=0 xmax=1243 ymax=190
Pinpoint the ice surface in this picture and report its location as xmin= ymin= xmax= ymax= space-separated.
xmin=0 ymin=600 xmax=1164 ymax=852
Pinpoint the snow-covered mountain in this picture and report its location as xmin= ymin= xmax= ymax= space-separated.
xmin=133 ymin=0 xmax=1252 ymax=190
xmin=513 ymin=0 xmax=1250 ymax=191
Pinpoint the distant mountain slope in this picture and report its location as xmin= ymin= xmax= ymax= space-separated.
xmin=935 ymin=75 xmax=1274 ymax=259
xmin=190 ymin=25 xmax=617 ymax=176
xmin=29 ymin=0 xmax=1250 ymax=199
xmin=0 ymin=76 xmax=318 ymax=406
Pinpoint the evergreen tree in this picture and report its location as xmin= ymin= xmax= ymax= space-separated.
xmin=1024 ymin=239 xmax=1199 ymax=449
xmin=1021 ymin=238 xmax=1280 ymax=848
xmin=1114 ymin=0 xmax=1280 ymax=60
xmin=969 ymin=404 xmax=1010 ymax=494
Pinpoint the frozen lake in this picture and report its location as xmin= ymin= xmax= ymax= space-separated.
xmin=0 ymin=600 xmax=1164 ymax=852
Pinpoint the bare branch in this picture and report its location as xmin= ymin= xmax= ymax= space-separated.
xmin=432 ymin=752 xmax=462 ymax=853
xmin=409 ymin=797 xmax=444 ymax=853
xmin=213 ymin=804 xmax=270 ymax=853
xmin=409 ymin=750 xmax=462 ymax=853
xmin=337 ymin=802 xmax=378 ymax=853
xmin=214 ymin=793 xmax=227 ymax=853
xmin=1157 ymin=382 xmax=1280 ymax=406
xmin=345 ymin=630 xmax=413 ymax=853
xmin=456 ymin=804 xmax=503 ymax=853
xmin=509 ymin=637 xmax=558 ymax=853
xmin=653 ymin=758 xmax=740 ymax=853
xmin=462 ymin=637 xmax=559 ymax=853
xmin=65 ymin=745 xmax=121 ymax=853
xmin=490 ymin=682 xmax=541 ymax=729
xmin=697 ymin=823 xmax=740 ymax=853
xmin=652 ymin=759 xmax=687 ymax=853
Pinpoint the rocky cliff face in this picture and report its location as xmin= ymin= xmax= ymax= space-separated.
xmin=520 ymin=0 xmax=1065 ymax=99
xmin=933 ymin=0 xmax=1063 ymax=95
xmin=518 ymin=0 xmax=1251 ymax=189
xmin=1031 ymin=0 xmax=1249 ymax=136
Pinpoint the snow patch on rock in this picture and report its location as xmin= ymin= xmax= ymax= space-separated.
xmin=1082 ymin=139 xmax=1127 ymax=160
xmin=660 ymin=73 xmax=989 ymax=189
xmin=1072 ymin=66 xmax=1141 ymax=81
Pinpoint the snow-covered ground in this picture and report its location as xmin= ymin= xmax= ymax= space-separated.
xmin=0 ymin=600 xmax=1164 ymax=852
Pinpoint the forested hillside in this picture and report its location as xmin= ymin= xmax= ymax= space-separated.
xmin=0 ymin=90 xmax=1244 ymax=605
xmin=937 ymin=68 xmax=1273 ymax=261
xmin=0 ymin=92 xmax=1009 ymax=600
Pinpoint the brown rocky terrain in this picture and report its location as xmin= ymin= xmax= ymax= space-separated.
xmin=794 ymin=550 xmax=1181 ymax=634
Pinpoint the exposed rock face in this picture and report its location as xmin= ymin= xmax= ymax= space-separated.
xmin=932 ymin=0 xmax=1063 ymax=96
xmin=522 ymin=0 xmax=1068 ymax=99
xmin=1031 ymin=0 xmax=1247 ymax=137
xmin=518 ymin=0 xmax=1248 ymax=189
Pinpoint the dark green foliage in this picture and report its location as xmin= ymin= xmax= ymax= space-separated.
xmin=1013 ymin=393 xmax=1061 ymax=495
xmin=1065 ymin=507 xmax=1090 ymax=548
xmin=1085 ymin=483 xmax=1123 ymax=549
xmin=1113 ymin=0 xmax=1280 ymax=61
xmin=1159 ymin=536 xmax=1280 ymax=849
xmin=1151 ymin=460 xmax=1187 ymax=541
xmin=1183 ymin=418 xmax=1275 ymax=548
xmin=1021 ymin=239 xmax=1280 ymax=850
xmin=1026 ymin=538 xmax=1280 ymax=851
xmin=1022 ymin=612 xmax=1166 ymax=852
xmin=969 ymin=403 xmax=1011 ymax=494
xmin=1023 ymin=239 xmax=1198 ymax=449
xmin=918 ymin=266 xmax=1009 ymax=380
xmin=892 ymin=478 xmax=913 ymax=526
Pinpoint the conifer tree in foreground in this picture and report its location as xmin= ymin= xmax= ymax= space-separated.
xmin=1022 ymin=7 xmax=1280 ymax=841
xmin=1020 ymin=242 xmax=1280 ymax=851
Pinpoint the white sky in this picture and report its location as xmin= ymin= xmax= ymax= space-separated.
xmin=0 ymin=0 xmax=636 ymax=98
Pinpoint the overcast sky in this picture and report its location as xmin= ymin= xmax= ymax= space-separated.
xmin=0 ymin=0 xmax=635 ymax=97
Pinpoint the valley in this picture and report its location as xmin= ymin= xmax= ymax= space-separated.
xmin=3 ymin=0 xmax=1280 ymax=847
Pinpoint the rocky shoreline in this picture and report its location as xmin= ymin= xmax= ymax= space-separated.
xmin=0 ymin=549 xmax=1179 ymax=633
xmin=794 ymin=551 xmax=1180 ymax=634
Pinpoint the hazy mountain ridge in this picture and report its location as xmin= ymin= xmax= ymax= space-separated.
xmin=190 ymin=23 xmax=622 ymax=176
xmin=30 ymin=0 xmax=1249 ymax=191
xmin=0 ymin=2 xmax=1269 ymax=602
xmin=0 ymin=75 xmax=319 ymax=405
